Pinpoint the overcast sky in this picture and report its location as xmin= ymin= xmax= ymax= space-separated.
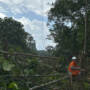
xmin=0 ymin=0 xmax=56 ymax=50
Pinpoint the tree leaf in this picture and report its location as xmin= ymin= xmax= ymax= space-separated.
xmin=2 ymin=61 xmax=15 ymax=71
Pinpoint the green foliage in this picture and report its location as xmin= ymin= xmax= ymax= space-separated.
xmin=29 ymin=59 xmax=38 ymax=69
xmin=0 ymin=56 xmax=5 ymax=63
xmin=0 ymin=17 xmax=37 ymax=53
xmin=0 ymin=17 xmax=38 ymax=89
xmin=8 ymin=82 xmax=19 ymax=90
xmin=26 ymin=58 xmax=39 ymax=75
xmin=48 ymin=0 xmax=90 ymax=58
xmin=48 ymin=0 xmax=90 ymax=89
xmin=46 ymin=46 xmax=55 ymax=56
xmin=2 ymin=60 xmax=15 ymax=71
xmin=57 ymin=56 xmax=68 ymax=73
xmin=0 ymin=17 xmax=27 ymax=49
xmin=0 ymin=0 xmax=89 ymax=89
xmin=84 ymin=82 xmax=90 ymax=89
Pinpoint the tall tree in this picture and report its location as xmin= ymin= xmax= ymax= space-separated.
xmin=0 ymin=17 xmax=37 ymax=53
xmin=48 ymin=0 xmax=90 ymax=57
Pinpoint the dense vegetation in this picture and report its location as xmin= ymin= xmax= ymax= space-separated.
xmin=0 ymin=17 xmax=38 ymax=90
xmin=0 ymin=17 xmax=61 ymax=90
xmin=0 ymin=17 xmax=37 ymax=54
xmin=0 ymin=0 xmax=90 ymax=89
xmin=48 ymin=0 xmax=90 ymax=57
xmin=48 ymin=0 xmax=90 ymax=89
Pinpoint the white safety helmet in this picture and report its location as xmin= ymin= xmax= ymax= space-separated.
xmin=72 ymin=56 xmax=77 ymax=60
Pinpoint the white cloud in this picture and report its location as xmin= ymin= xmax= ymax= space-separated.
xmin=0 ymin=7 xmax=4 ymax=11
xmin=0 ymin=0 xmax=56 ymax=50
xmin=0 ymin=0 xmax=10 ymax=4
xmin=0 ymin=0 xmax=55 ymax=16
xmin=0 ymin=13 xmax=6 ymax=18
xmin=16 ymin=17 xmax=56 ymax=50
xmin=0 ymin=0 xmax=24 ymax=5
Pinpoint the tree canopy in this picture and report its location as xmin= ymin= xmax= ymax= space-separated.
xmin=0 ymin=0 xmax=90 ymax=89
xmin=48 ymin=0 xmax=90 ymax=57
xmin=0 ymin=17 xmax=37 ymax=53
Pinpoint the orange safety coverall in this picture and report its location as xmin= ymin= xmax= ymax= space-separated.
xmin=68 ymin=61 xmax=80 ymax=76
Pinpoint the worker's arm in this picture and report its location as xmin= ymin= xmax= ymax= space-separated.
xmin=71 ymin=66 xmax=80 ymax=70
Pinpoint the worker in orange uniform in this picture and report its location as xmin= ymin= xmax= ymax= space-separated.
xmin=68 ymin=56 xmax=85 ymax=89
xmin=68 ymin=56 xmax=81 ymax=82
